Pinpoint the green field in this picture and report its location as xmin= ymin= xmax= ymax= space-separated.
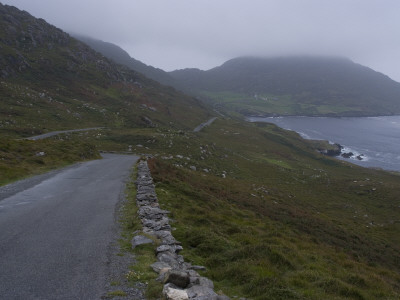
xmin=201 ymin=91 xmax=366 ymax=117
xmin=2 ymin=117 xmax=400 ymax=299
xmin=145 ymin=119 xmax=400 ymax=299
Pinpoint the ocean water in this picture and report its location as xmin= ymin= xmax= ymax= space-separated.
xmin=248 ymin=116 xmax=400 ymax=172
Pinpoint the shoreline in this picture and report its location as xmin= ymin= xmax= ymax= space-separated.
xmin=247 ymin=113 xmax=400 ymax=119
xmin=248 ymin=115 xmax=400 ymax=173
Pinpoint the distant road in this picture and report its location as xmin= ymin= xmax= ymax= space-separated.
xmin=0 ymin=154 xmax=138 ymax=300
xmin=193 ymin=117 xmax=217 ymax=132
xmin=25 ymin=127 xmax=104 ymax=140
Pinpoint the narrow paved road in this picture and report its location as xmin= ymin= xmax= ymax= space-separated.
xmin=0 ymin=154 xmax=139 ymax=300
xmin=25 ymin=127 xmax=104 ymax=140
xmin=193 ymin=117 xmax=217 ymax=132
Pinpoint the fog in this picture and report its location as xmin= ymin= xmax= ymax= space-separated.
xmin=3 ymin=0 xmax=400 ymax=81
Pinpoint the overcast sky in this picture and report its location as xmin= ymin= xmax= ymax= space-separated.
xmin=3 ymin=0 xmax=400 ymax=82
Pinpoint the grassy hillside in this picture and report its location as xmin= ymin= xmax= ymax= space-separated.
xmin=0 ymin=134 xmax=100 ymax=186
xmin=73 ymin=35 xmax=176 ymax=87
xmin=169 ymin=56 xmax=400 ymax=117
xmin=69 ymin=118 xmax=400 ymax=299
xmin=0 ymin=2 xmax=211 ymax=183
xmin=1 ymin=4 xmax=400 ymax=300
xmin=143 ymin=119 xmax=400 ymax=299
xmin=0 ymin=3 xmax=211 ymax=138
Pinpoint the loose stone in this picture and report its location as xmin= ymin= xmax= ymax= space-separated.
xmin=135 ymin=160 xmax=230 ymax=300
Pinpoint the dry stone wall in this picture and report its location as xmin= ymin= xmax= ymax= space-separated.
xmin=133 ymin=160 xmax=230 ymax=300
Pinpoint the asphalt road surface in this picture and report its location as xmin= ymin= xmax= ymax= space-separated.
xmin=25 ymin=127 xmax=104 ymax=140
xmin=0 ymin=154 xmax=139 ymax=300
xmin=193 ymin=117 xmax=217 ymax=132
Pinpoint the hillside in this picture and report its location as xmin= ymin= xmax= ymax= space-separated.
xmin=1 ymin=3 xmax=400 ymax=300
xmin=169 ymin=56 xmax=400 ymax=117
xmin=73 ymin=35 xmax=176 ymax=87
xmin=0 ymin=3 xmax=210 ymax=138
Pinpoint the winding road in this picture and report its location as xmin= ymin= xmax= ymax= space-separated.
xmin=0 ymin=154 xmax=139 ymax=299
xmin=193 ymin=117 xmax=217 ymax=132
xmin=25 ymin=127 xmax=104 ymax=140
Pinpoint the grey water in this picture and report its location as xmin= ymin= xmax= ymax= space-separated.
xmin=248 ymin=116 xmax=400 ymax=172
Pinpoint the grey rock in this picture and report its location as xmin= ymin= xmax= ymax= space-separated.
xmin=151 ymin=230 xmax=180 ymax=245
xmin=136 ymin=192 xmax=157 ymax=202
xmin=156 ymin=244 xmax=172 ymax=253
xmin=156 ymin=244 xmax=183 ymax=254
xmin=187 ymin=269 xmax=200 ymax=277
xmin=139 ymin=207 xmax=169 ymax=220
xmin=136 ymin=200 xmax=159 ymax=208
xmin=163 ymin=283 xmax=189 ymax=300
xmin=156 ymin=267 xmax=172 ymax=282
xmin=190 ymin=277 xmax=214 ymax=289
xmin=186 ymin=285 xmax=218 ymax=300
xmin=190 ymin=265 xmax=206 ymax=271
xmin=142 ymin=217 xmax=171 ymax=231
xmin=216 ymin=296 xmax=231 ymax=300
xmin=163 ymin=269 xmax=190 ymax=288
xmin=131 ymin=235 xmax=153 ymax=249
xmin=157 ymin=252 xmax=183 ymax=268
xmin=151 ymin=261 xmax=171 ymax=273
xmin=134 ymin=161 xmax=224 ymax=299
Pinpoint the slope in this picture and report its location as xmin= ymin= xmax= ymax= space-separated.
xmin=1 ymin=4 xmax=400 ymax=300
xmin=0 ymin=3 xmax=210 ymax=138
xmin=170 ymin=56 xmax=400 ymax=117
xmin=143 ymin=118 xmax=400 ymax=300
xmin=73 ymin=35 xmax=176 ymax=87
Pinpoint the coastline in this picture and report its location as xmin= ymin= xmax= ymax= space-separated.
xmin=248 ymin=115 xmax=400 ymax=172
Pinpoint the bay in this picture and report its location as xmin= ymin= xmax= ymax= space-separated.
xmin=248 ymin=116 xmax=400 ymax=172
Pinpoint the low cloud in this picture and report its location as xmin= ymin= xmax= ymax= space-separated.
xmin=3 ymin=0 xmax=400 ymax=81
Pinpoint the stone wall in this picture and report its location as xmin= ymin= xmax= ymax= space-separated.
xmin=133 ymin=160 xmax=230 ymax=300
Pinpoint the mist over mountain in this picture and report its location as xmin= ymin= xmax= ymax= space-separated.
xmin=73 ymin=35 xmax=176 ymax=87
xmin=73 ymin=34 xmax=400 ymax=117
xmin=170 ymin=56 xmax=400 ymax=116
xmin=0 ymin=3 xmax=209 ymax=136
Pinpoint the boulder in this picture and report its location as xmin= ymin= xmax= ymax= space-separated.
xmin=157 ymin=252 xmax=184 ymax=269
xmin=216 ymin=296 xmax=231 ymax=300
xmin=341 ymin=152 xmax=354 ymax=158
xmin=190 ymin=265 xmax=206 ymax=271
xmin=131 ymin=235 xmax=153 ymax=249
xmin=163 ymin=283 xmax=189 ymax=300
xmin=186 ymin=285 xmax=218 ymax=300
xmin=163 ymin=269 xmax=190 ymax=288
xmin=151 ymin=261 xmax=171 ymax=273
xmin=189 ymin=276 xmax=214 ymax=289
xmin=156 ymin=244 xmax=183 ymax=254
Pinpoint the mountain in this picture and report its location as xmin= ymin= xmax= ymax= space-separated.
xmin=2 ymin=4 xmax=400 ymax=300
xmin=0 ymin=3 xmax=210 ymax=137
xmin=73 ymin=35 xmax=176 ymax=87
xmin=169 ymin=56 xmax=400 ymax=116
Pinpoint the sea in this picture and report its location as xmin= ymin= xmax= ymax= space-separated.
xmin=248 ymin=116 xmax=400 ymax=172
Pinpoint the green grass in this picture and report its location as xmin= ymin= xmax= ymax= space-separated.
xmin=127 ymin=118 xmax=400 ymax=300
xmin=0 ymin=135 xmax=100 ymax=186
xmin=1 ymin=96 xmax=399 ymax=299
xmin=201 ymin=90 xmax=366 ymax=117
xmin=149 ymin=156 xmax=400 ymax=299
xmin=119 ymin=169 xmax=163 ymax=299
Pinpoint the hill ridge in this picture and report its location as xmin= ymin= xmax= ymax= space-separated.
xmin=0 ymin=3 xmax=210 ymax=136
xmin=169 ymin=56 xmax=400 ymax=116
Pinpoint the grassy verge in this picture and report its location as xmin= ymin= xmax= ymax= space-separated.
xmin=149 ymin=157 xmax=400 ymax=300
xmin=0 ymin=135 xmax=100 ymax=186
xmin=2 ymin=115 xmax=399 ymax=299
xmin=201 ymin=91 xmax=366 ymax=117
xmin=113 ymin=117 xmax=400 ymax=300
xmin=119 ymin=166 xmax=163 ymax=299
